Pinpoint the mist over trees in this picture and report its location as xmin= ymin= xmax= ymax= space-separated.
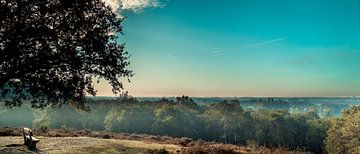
xmin=0 ymin=0 xmax=132 ymax=110
xmin=3 ymin=97 xmax=358 ymax=153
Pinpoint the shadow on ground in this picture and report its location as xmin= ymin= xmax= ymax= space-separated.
xmin=0 ymin=145 xmax=39 ymax=154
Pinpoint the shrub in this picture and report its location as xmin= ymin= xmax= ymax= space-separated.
xmin=102 ymin=133 xmax=111 ymax=139
xmin=246 ymin=140 xmax=259 ymax=151
xmin=146 ymin=149 xmax=170 ymax=154
xmin=0 ymin=128 xmax=15 ymax=136
xmin=39 ymin=125 xmax=49 ymax=133
xmin=179 ymin=137 xmax=193 ymax=146
xmin=61 ymin=125 xmax=71 ymax=133
xmin=183 ymin=145 xmax=237 ymax=154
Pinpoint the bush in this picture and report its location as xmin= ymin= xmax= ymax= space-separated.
xmin=183 ymin=145 xmax=237 ymax=154
xmin=61 ymin=125 xmax=71 ymax=133
xmin=246 ymin=140 xmax=259 ymax=151
xmin=39 ymin=125 xmax=49 ymax=133
xmin=102 ymin=133 xmax=111 ymax=139
xmin=0 ymin=128 xmax=16 ymax=136
xmin=178 ymin=137 xmax=193 ymax=146
xmin=146 ymin=149 xmax=169 ymax=154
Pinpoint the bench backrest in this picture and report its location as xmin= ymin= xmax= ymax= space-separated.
xmin=23 ymin=127 xmax=33 ymax=140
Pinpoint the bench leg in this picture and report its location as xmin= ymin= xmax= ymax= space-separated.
xmin=28 ymin=141 xmax=37 ymax=150
xmin=24 ymin=138 xmax=30 ymax=146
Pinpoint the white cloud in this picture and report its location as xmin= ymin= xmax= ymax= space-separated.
xmin=103 ymin=0 xmax=165 ymax=12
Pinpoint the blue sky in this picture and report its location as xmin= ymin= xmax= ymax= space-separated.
xmin=97 ymin=0 xmax=360 ymax=97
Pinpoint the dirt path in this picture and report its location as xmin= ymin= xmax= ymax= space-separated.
xmin=0 ymin=136 xmax=182 ymax=154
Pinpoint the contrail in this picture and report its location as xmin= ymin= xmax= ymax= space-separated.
xmin=245 ymin=37 xmax=287 ymax=47
xmin=208 ymin=37 xmax=287 ymax=55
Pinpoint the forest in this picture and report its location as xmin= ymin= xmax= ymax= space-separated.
xmin=1 ymin=96 xmax=359 ymax=153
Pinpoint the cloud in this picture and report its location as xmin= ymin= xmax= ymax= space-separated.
xmin=208 ymin=49 xmax=223 ymax=54
xmin=206 ymin=48 xmax=224 ymax=54
xmin=103 ymin=0 xmax=165 ymax=12
xmin=291 ymin=53 xmax=318 ymax=67
xmin=335 ymin=50 xmax=359 ymax=59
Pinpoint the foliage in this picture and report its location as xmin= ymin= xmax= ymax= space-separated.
xmin=152 ymin=104 xmax=203 ymax=138
xmin=326 ymin=106 xmax=360 ymax=153
xmin=39 ymin=125 xmax=49 ymax=133
xmin=61 ymin=124 xmax=71 ymax=133
xmin=104 ymin=105 xmax=155 ymax=134
xmin=251 ymin=110 xmax=293 ymax=147
xmin=0 ymin=127 xmax=15 ymax=136
xmin=202 ymin=100 xmax=251 ymax=144
xmin=0 ymin=0 xmax=132 ymax=110
xmin=306 ymin=118 xmax=330 ymax=153
xmin=146 ymin=149 xmax=170 ymax=154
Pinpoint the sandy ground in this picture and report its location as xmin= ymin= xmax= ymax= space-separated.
xmin=0 ymin=136 xmax=182 ymax=154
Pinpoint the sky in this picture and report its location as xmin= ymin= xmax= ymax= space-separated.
xmin=97 ymin=0 xmax=360 ymax=97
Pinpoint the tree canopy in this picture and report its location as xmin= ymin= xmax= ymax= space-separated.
xmin=326 ymin=106 xmax=360 ymax=153
xmin=0 ymin=0 xmax=132 ymax=110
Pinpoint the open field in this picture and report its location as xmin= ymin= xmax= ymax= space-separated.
xmin=0 ymin=127 xmax=309 ymax=154
xmin=0 ymin=136 xmax=182 ymax=154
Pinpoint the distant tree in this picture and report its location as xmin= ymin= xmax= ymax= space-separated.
xmin=104 ymin=106 xmax=154 ymax=133
xmin=0 ymin=0 xmax=132 ymax=110
xmin=175 ymin=95 xmax=199 ymax=109
xmin=175 ymin=95 xmax=194 ymax=104
xmin=306 ymin=118 xmax=330 ymax=154
xmin=211 ymin=99 xmax=243 ymax=113
xmin=117 ymin=91 xmax=137 ymax=103
xmin=203 ymin=100 xmax=251 ymax=144
xmin=152 ymin=104 xmax=204 ymax=138
xmin=251 ymin=110 xmax=293 ymax=147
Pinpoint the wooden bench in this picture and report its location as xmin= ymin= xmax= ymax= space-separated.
xmin=23 ymin=128 xmax=40 ymax=150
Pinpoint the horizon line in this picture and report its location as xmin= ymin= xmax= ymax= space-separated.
xmin=90 ymin=95 xmax=359 ymax=98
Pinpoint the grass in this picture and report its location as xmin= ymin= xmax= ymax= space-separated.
xmin=0 ymin=136 xmax=181 ymax=154
xmin=0 ymin=127 xmax=311 ymax=154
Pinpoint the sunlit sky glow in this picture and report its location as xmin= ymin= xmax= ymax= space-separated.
xmin=96 ymin=0 xmax=360 ymax=97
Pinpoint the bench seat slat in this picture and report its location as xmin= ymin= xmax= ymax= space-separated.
xmin=25 ymin=136 xmax=39 ymax=141
xmin=31 ymin=137 xmax=39 ymax=142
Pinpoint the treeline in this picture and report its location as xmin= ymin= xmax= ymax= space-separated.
xmin=0 ymin=96 xmax=359 ymax=153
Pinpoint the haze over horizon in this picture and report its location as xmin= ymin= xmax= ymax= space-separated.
xmin=96 ymin=0 xmax=360 ymax=97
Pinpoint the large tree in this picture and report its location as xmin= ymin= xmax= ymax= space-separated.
xmin=0 ymin=0 xmax=132 ymax=110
